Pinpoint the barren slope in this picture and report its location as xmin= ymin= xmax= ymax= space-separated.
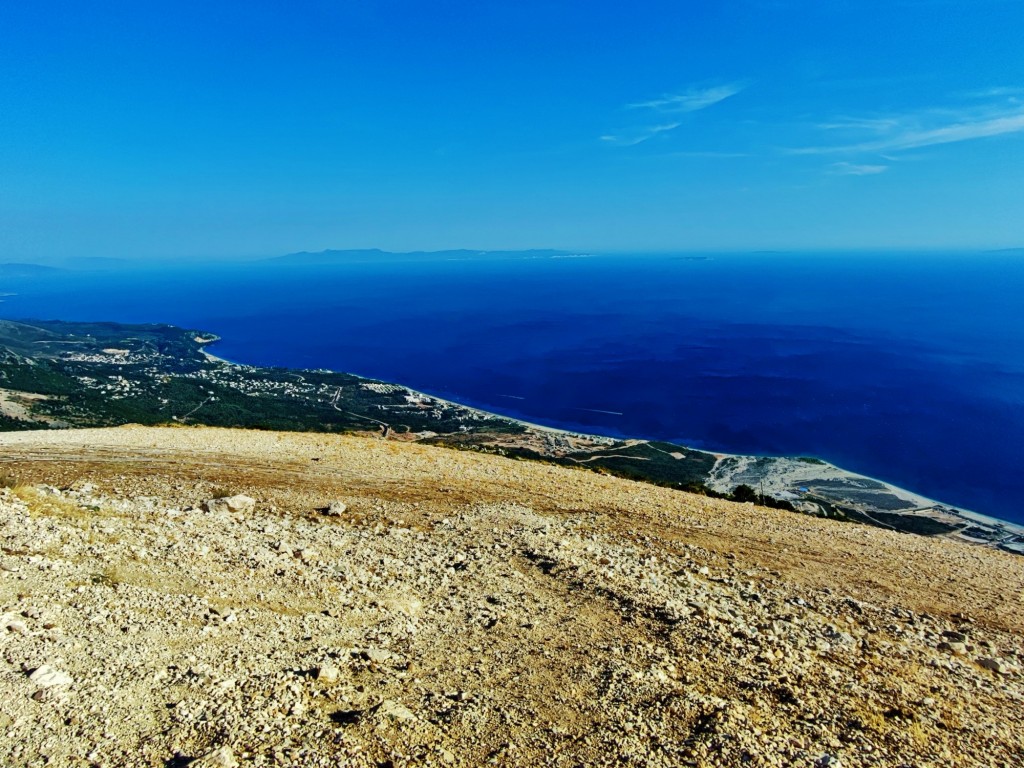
xmin=1 ymin=426 xmax=1022 ymax=767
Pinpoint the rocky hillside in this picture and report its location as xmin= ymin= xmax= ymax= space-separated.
xmin=1 ymin=426 xmax=1022 ymax=767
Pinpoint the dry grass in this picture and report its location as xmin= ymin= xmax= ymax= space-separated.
xmin=11 ymin=485 xmax=95 ymax=520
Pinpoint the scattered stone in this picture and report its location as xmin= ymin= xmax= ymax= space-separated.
xmin=6 ymin=619 xmax=29 ymax=635
xmin=364 ymin=647 xmax=396 ymax=664
xmin=188 ymin=746 xmax=239 ymax=767
xmin=28 ymin=665 xmax=72 ymax=688
xmin=1 ymin=426 xmax=1023 ymax=768
xmin=978 ymin=657 xmax=1006 ymax=674
xmin=938 ymin=641 xmax=968 ymax=655
xmin=204 ymin=495 xmax=255 ymax=515
xmin=316 ymin=663 xmax=340 ymax=683
xmin=373 ymin=699 xmax=416 ymax=722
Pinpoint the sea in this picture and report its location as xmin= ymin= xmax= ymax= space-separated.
xmin=2 ymin=251 xmax=1023 ymax=525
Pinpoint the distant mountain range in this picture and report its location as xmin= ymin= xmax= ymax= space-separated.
xmin=270 ymin=248 xmax=576 ymax=264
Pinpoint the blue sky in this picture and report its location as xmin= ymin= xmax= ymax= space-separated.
xmin=2 ymin=0 xmax=1023 ymax=259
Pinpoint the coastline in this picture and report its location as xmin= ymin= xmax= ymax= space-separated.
xmin=705 ymin=449 xmax=1024 ymax=536
xmin=201 ymin=341 xmax=1022 ymax=537
xmin=207 ymin=341 xmax=600 ymax=440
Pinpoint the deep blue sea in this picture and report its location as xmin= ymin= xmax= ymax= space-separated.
xmin=3 ymin=252 xmax=1023 ymax=524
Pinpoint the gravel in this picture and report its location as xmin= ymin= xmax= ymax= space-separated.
xmin=1 ymin=426 xmax=1022 ymax=766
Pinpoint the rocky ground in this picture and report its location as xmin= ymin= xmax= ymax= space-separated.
xmin=1 ymin=426 xmax=1022 ymax=767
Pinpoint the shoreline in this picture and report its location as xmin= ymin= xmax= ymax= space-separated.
xmin=205 ymin=341 xmax=599 ymax=439
xmin=704 ymin=448 xmax=1024 ymax=536
xmin=202 ymin=340 xmax=1022 ymax=535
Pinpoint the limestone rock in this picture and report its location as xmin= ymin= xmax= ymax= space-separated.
xmin=978 ymin=657 xmax=1006 ymax=674
xmin=189 ymin=746 xmax=238 ymax=767
xmin=204 ymin=495 xmax=255 ymax=515
xmin=28 ymin=665 xmax=72 ymax=688
xmin=316 ymin=663 xmax=340 ymax=683
xmin=373 ymin=699 xmax=416 ymax=722
xmin=6 ymin=619 xmax=29 ymax=635
xmin=324 ymin=501 xmax=347 ymax=516
xmin=364 ymin=647 xmax=396 ymax=664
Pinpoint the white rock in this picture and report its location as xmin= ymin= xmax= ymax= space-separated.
xmin=6 ymin=619 xmax=29 ymax=635
xmin=324 ymin=501 xmax=347 ymax=516
xmin=374 ymin=699 xmax=416 ymax=722
xmin=317 ymin=663 xmax=340 ymax=683
xmin=189 ymin=746 xmax=239 ymax=767
xmin=28 ymin=665 xmax=72 ymax=687
xmin=204 ymin=495 xmax=255 ymax=515
xmin=365 ymin=647 xmax=396 ymax=663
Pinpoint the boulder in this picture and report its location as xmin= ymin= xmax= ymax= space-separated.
xmin=204 ymin=495 xmax=255 ymax=515
xmin=978 ymin=657 xmax=1006 ymax=674
xmin=28 ymin=665 xmax=72 ymax=688
xmin=324 ymin=501 xmax=348 ymax=516
xmin=316 ymin=663 xmax=340 ymax=683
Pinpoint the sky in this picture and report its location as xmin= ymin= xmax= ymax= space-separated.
xmin=2 ymin=0 xmax=1024 ymax=260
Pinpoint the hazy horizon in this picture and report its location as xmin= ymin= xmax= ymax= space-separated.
xmin=6 ymin=245 xmax=1024 ymax=269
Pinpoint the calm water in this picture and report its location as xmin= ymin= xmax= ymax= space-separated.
xmin=3 ymin=252 xmax=1023 ymax=523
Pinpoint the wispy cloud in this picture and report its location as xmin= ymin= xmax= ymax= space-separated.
xmin=628 ymin=83 xmax=747 ymax=113
xmin=830 ymin=161 xmax=888 ymax=176
xmin=960 ymin=86 xmax=1024 ymax=100
xmin=600 ymin=122 xmax=681 ymax=147
xmin=668 ymin=150 xmax=750 ymax=158
xmin=601 ymin=82 xmax=747 ymax=149
xmin=795 ymin=108 xmax=1024 ymax=155
xmin=816 ymin=117 xmax=903 ymax=134
xmin=794 ymin=90 xmax=1024 ymax=159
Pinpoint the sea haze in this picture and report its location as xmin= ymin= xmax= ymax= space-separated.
xmin=3 ymin=252 xmax=1022 ymax=524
